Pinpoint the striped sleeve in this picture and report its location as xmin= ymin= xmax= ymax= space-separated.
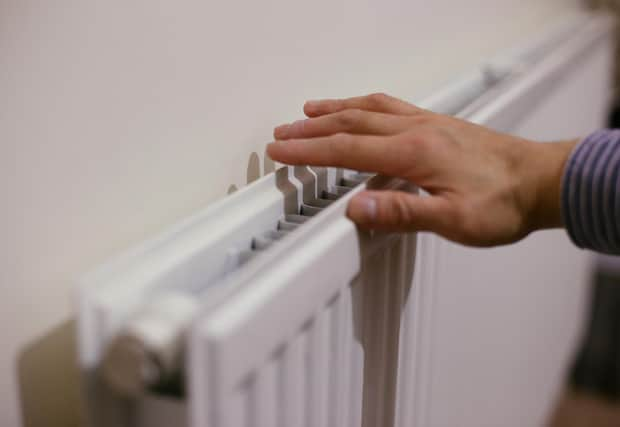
xmin=561 ymin=129 xmax=620 ymax=255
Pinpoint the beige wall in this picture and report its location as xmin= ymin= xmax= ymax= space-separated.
xmin=0 ymin=1 xmax=582 ymax=425
xmin=588 ymin=0 xmax=620 ymax=97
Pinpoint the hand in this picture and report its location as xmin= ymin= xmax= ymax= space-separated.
xmin=267 ymin=93 xmax=577 ymax=247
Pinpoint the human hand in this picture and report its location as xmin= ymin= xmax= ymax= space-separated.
xmin=267 ymin=93 xmax=577 ymax=246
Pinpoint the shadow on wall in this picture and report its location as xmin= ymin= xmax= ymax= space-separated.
xmin=18 ymin=319 xmax=82 ymax=427
xmin=227 ymin=149 xmax=277 ymax=194
xmin=247 ymin=152 xmax=261 ymax=184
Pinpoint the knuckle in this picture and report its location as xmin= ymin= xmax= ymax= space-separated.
xmin=387 ymin=193 xmax=414 ymax=226
xmin=366 ymin=92 xmax=391 ymax=108
xmin=331 ymin=99 xmax=346 ymax=112
xmin=409 ymin=134 xmax=431 ymax=152
xmin=397 ymin=132 xmax=427 ymax=157
xmin=336 ymin=109 xmax=363 ymax=127
xmin=409 ymin=112 xmax=435 ymax=126
xmin=404 ymin=127 xmax=438 ymax=151
xmin=333 ymin=132 xmax=352 ymax=144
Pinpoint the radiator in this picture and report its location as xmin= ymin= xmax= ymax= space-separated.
xmin=76 ymin=13 xmax=614 ymax=427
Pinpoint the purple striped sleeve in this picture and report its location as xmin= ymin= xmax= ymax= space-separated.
xmin=561 ymin=129 xmax=620 ymax=255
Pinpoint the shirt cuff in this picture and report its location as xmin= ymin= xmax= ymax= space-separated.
xmin=561 ymin=129 xmax=620 ymax=255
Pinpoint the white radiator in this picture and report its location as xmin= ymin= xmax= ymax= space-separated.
xmin=76 ymin=13 xmax=614 ymax=427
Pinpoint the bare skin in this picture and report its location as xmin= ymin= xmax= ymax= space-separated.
xmin=267 ymin=93 xmax=578 ymax=247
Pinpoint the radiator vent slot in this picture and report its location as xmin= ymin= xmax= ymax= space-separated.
xmin=228 ymin=172 xmax=371 ymax=271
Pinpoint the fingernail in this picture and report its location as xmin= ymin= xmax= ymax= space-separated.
xmin=305 ymin=100 xmax=320 ymax=109
xmin=351 ymin=195 xmax=377 ymax=222
xmin=274 ymin=124 xmax=291 ymax=139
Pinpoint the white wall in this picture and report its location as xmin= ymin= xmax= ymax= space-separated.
xmin=1 ymin=1 xmax=583 ymax=425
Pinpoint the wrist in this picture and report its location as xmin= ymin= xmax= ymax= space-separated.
xmin=519 ymin=139 xmax=579 ymax=233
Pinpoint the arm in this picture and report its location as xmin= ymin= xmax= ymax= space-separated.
xmin=266 ymin=93 xmax=619 ymax=253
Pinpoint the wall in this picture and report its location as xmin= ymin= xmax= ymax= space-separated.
xmin=0 ymin=0 xmax=583 ymax=425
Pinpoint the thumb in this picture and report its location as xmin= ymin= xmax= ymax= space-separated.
xmin=347 ymin=190 xmax=449 ymax=233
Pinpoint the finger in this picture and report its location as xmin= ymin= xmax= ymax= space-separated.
xmin=267 ymin=133 xmax=415 ymax=177
xmin=347 ymin=190 xmax=452 ymax=233
xmin=303 ymin=93 xmax=423 ymax=118
xmin=273 ymin=109 xmax=412 ymax=140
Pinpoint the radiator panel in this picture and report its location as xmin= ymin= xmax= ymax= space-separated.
xmin=189 ymin=217 xmax=418 ymax=426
